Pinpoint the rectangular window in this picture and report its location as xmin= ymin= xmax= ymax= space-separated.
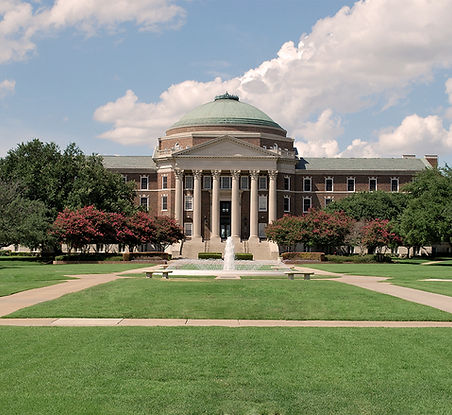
xmin=185 ymin=176 xmax=193 ymax=190
xmin=240 ymin=176 xmax=249 ymax=190
xmin=203 ymin=176 xmax=211 ymax=190
xmin=162 ymin=175 xmax=168 ymax=189
xmin=184 ymin=195 xmax=193 ymax=211
xmin=303 ymin=177 xmax=311 ymax=192
xmin=284 ymin=196 xmax=290 ymax=212
xmin=258 ymin=176 xmax=267 ymax=190
xmin=284 ymin=177 xmax=290 ymax=191
xmin=303 ymin=197 xmax=311 ymax=213
xmin=258 ymin=223 xmax=266 ymax=238
xmin=122 ymin=174 xmax=127 ymax=183
xmin=140 ymin=197 xmax=148 ymax=211
xmin=391 ymin=178 xmax=399 ymax=192
xmin=140 ymin=176 xmax=148 ymax=190
xmin=161 ymin=195 xmax=168 ymax=211
xmin=184 ymin=222 xmax=193 ymax=237
xmin=369 ymin=178 xmax=377 ymax=192
xmin=325 ymin=178 xmax=333 ymax=192
xmin=220 ymin=176 xmax=232 ymax=189
xmin=325 ymin=197 xmax=333 ymax=207
xmin=347 ymin=178 xmax=355 ymax=192
xmin=258 ymin=194 xmax=267 ymax=211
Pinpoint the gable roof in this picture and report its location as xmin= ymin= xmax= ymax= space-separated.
xmin=296 ymin=157 xmax=429 ymax=171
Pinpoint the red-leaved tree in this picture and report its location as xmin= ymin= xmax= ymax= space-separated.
xmin=361 ymin=219 xmax=402 ymax=254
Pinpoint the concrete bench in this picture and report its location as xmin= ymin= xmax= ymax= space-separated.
xmin=145 ymin=270 xmax=173 ymax=279
xmin=284 ymin=271 xmax=314 ymax=280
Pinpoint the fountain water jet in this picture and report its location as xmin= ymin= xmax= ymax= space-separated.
xmin=223 ymin=236 xmax=235 ymax=271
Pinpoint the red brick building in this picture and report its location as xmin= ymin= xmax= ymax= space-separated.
xmin=104 ymin=93 xmax=436 ymax=259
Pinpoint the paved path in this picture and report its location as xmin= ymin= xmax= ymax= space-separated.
xmin=0 ymin=318 xmax=451 ymax=327
xmin=296 ymin=266 xmax=452 ymax=314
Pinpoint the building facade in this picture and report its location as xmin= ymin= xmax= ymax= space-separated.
xmin=104 ymin=93 xmax=437 ymax=259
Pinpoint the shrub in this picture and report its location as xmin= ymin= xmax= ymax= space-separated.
xmin=234 ymin=253 xmax=253 ymax=260
xmin=281 ymin=252 xmax=325 ymax=261
xmin=198 ymin=252 xmax=222 ymax=259
xmin=0 ymin=250 xmax=11 ymax=256
xmin=54 ymin=253 xmax=124 ymax=262
xmin=122 ymin=251 xmax=171 ymax=261
xmin=325 ymin=254 xmax=393 ymax=263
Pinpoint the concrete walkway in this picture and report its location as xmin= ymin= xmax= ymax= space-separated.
xmin=0 ymin=318 xmax=451 ymax=327
xmin=296 ymin=266 xmax=452 ymax=314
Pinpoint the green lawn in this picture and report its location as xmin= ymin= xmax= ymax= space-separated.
xmin=0 ymin=261 xmax=150 ymax=296
xmin=0 ymin=327 xmax=451 ymax=415
xmin=304 ymin=262 xmax=452 ymax=297
xmin=7 ymin=277 xmax=451 ymax=320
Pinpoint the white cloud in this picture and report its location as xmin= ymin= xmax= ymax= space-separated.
xmin=0 ymin=78 xmax=15 ymax=97
xmin=94 ymin=0 xmax=452 ymax=154
xmin=0 ymin=0 xmax=185 ymax=63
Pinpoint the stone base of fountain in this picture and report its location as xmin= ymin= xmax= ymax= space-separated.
xmin=215 ymin=273 xmax=241 ymax=280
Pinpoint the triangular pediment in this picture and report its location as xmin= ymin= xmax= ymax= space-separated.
xmin=173 ymin=135 xmax=278 ymax=158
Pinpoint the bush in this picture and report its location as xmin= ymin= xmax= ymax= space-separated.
xmin=0 ymin=250 xmax=11 ymax=256
xmin=198 ymin=252 xmax=222 ymax=259
xmin=122 ymin=251 xmax=171 ymax=261
xmin=55 ymin=253 xmax=124 ymax=262
xmin=281 ymin=252 xmax=325 ymax=261
xmin=325 ymin=254 xmax=393 ymax=263
xmin=235 ymin=253 xmax=253 ymax=260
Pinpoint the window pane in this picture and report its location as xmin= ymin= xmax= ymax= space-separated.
xmin=220 ymin=176 xmax=232 ymax=189
xmin=140 ymin=197 xmax=148 ymax=210
xmin=258 ymin=223 xmax=266 ymax=238
xmin=203 ymin=176 xmax=211 ymax=190
xmin=240 ymin=176 xmax=249 ymax=190
xmin=325 ymin=178 xmax=333 ymax=192
xmin=284 ymin=196 xmax=290 ymax=212
xmin=141 ymin=177 xmax=148 ymax=190
xmin=391 ymin=179 xmax=399 ymax=192
xmin=369 ymin=179 xmax=377 ymax=191
xmin=184 ymin=195 xmax=193 ymax=211
xmin=184 ymin=223 xmax=192 ymax=236
xmin=258 ymin=195 xmax=267 ymax=211
xmin=347 ymin=179 xmax=355 ymax=192
xmin=325 ymin=198 xmax=332 ymax=206
xmin=303 ymin=198 xmax=311 ymax=213
xmin=304 ymin=178 xmax=311 ymax=192
xmin=284 ymin=177 xmax=290 ymax=190
xmin=258 ymin=176 xmax=267 ymax=190
xmin=162 ymin=176 xmax=168 ymax=189
xmin=162 ymin=196 xmax=167 ymax=211
xmin=185 ymin=176 xmax=193 ymax=190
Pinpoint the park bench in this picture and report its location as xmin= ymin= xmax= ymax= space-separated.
xmin=284 ymin=270 xmax=314 ymax=280
xmin=145 ymin=269 xmax=173 ymax=279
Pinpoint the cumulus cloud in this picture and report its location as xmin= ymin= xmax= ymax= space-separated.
xmin=0 ymin=0 xmax=185 ymax=63
xmin=93 ymin=0 xmax=452 ymax=154
xmin=0 ymin=78 xmax=15 ymax=97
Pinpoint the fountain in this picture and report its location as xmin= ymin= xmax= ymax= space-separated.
xmin=223 ymin=237 xmax=235 ymax=271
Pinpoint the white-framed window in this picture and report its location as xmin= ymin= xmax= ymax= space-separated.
xmin=303 ymin=197 xmax=312 ymax=213
xmin=220 ymin=176 xmax=232 ymax=189
xmin=240 ymin=176 xmax=249 ymax=190
xmin=369 ymin=177 xmax=377 ymax=192
xmin=184 ymin=222 xmax=193 ymax=237
xmin=325 ymin=197 xmax=333 ymax=207
xmin=303 ymin=177 xmax=312 ymax=192
xmin=258 ymin=194 xmax=267 ymax=211
xmin=284 ymin=176 xmax=290 ymax=191
xmin=184 ymin=195 xmax=193 ymax=211
xmin=347 ymin=177 xmax=355 ymax=192
xmin=391 ymin=177 xmax=399 ymax=192
xmin=140 ymin=196 xmax=149 ymax=211
xmin=185 ymin=175 xmax=193 ymax=190
xmin=258 ymin=223 xmax=266 ymax=238
xmin=161 ymin=195 xmax=168 ymax=211
xmin=283 ymin=195 xmax=290 ymax=212
xmin=203 ymin=176 xmax=211 ymax=190
xmin=258 ymin=176 xmax=267 ymax=190
xmin=162 ymin=175 xmax=168 ymax=189
xmin=140 ymin=175 xmax=149 ymax=190
xmin=325 ymin=177 xmax=333 ymax=192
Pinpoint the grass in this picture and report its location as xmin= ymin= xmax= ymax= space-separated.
xmin=304 ymin=262 xmax=452 ymax=297
xmin=7 ymin=277 xmax=451 ymax=320
xmin=0 ymin=261 xmax=150 ymax=297
xmin=0 ymin=327 xmax=451 ymax=414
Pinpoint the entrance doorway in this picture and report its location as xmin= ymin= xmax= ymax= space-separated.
xmin=220 ymin=201 xmax=231 ymax=240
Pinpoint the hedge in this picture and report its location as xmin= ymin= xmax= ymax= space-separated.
xmin=198 ymin=252 xmax=222 ymax=259
xmin=55 ymin=253 xmax=124 ymax=262
xmin=122 ymin=252 xmax=171 ymax=261
xmin=281 ymin=252 xmax=326 ymax=261
xmin=235 ymin=253 xmax=253 ymax=260
xmin=325 ymin=254 xmax=393 ymax=263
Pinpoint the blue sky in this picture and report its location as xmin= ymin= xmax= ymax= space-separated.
xmin=1 ymin=0 xmax=452 ymax=166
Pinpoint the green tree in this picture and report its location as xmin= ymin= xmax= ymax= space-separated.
xmin=0 ymin=181 xmax=50 ymax=249
xmin=399 ymin=168 xmax=452 ymax=252
xmin=324 ymin=191 xmax=409 ymax=221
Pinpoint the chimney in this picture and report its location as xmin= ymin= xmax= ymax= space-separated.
xmin=402 ymin=154 xmax=416 ymax=158
xmin=424 ymin=155 xmax=438 ymax=168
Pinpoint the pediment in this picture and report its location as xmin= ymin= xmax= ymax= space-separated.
xmin=173 ymin=135 xmax=277 ymax=158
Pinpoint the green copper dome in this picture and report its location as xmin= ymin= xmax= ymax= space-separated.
xmin=169 ymin=93 xmax=283 ymax=130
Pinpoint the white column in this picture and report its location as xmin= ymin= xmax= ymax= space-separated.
xmin=174 ymin=169 xmax=183 ymax=225
xmin=193 ymin=170 xmax=202 ymax=239
xmin=211 ymin=170 xmax=221 ymax=240
xmin=231 ymin=170 xmax=241 ymax=238
xmin=249 ymin=170 xmax=259 ymax=240
xmin=268 ymin=170 xmax=278 ymax=224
